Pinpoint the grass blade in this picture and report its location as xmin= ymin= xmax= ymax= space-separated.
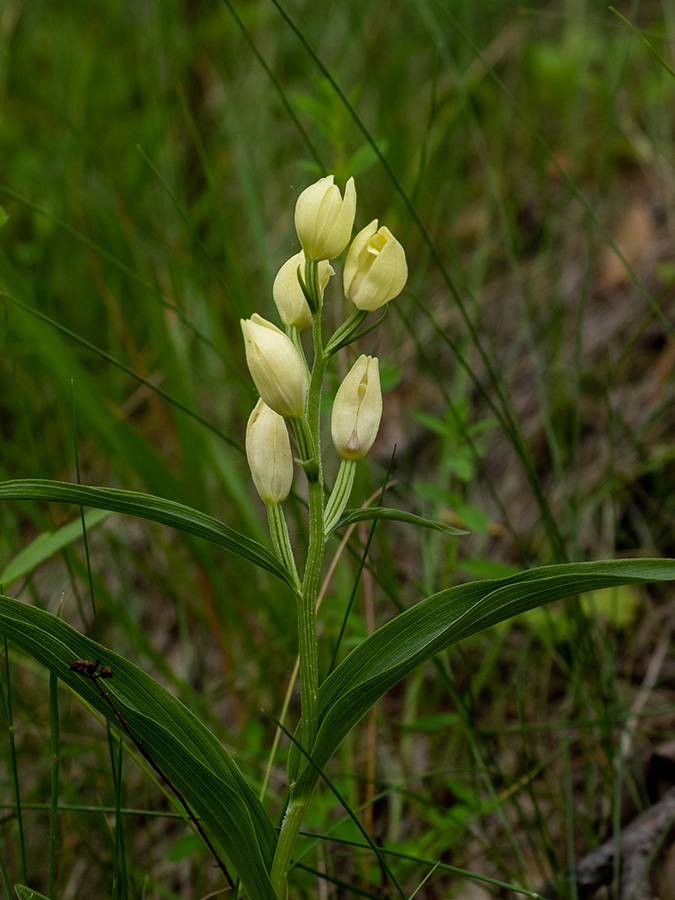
xmin=47 ymin=672 xmax=59 ymax=898
xmin=0 ymin=510 xmax=110 ymax=590
xmin=1 ymin=292 xmax=238 ymax=451
xmin=2 ymin=639 xmax=27 ymax=883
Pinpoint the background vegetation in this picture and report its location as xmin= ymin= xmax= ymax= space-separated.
xmin=1 ymin=0 xmax=675 ymax=896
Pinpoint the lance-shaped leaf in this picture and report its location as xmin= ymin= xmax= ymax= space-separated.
xmin=0 ymin=509 xmax=110 ymax=588
xmin=289 ymin=558 xmax=675 ymax=787
xmin=327 ymin=506 xmax=468 ymax=536
xmin=0 ymin=595 xmax=277 ymax=900
xmin=0 ymin=480 xmax=294 ymax=587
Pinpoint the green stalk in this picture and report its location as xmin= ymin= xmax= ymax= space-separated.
xmin=112 ymin=734 xmax=125 ymax=900
xmin=0 ymin=844 xmax=11 ymax=900
xmin=270 ymin=258 xmax=329 ymax=899
xmin=297 ymin=475 xmax=323 ymax=754
xmin=324 ymin=459 xmax=357 ymax=536
xmin=297 ymin=257 xmax=329 ymax=754
xmin=288 ymin=324 xmax=311 ymax=383
xmin=267 ymin=502 xmax=301 ymax=593
xmin=269 ymin=795 xmax=309 ymax=897
xmin=3 ymin=639 xmax=27 ymax=883
xmin=290 ymin=416 xmax=318 ymax=481
xmin=48 ymin=671 xmax=60 ymax=897
xmin=324 ymin=308 xmax=368 ymax=355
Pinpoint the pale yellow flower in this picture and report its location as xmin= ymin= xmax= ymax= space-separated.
xmin=273 ymin=251 xmax=334 ymax=329
xmin=294 ymin=175 xmax=356 ymax=261
xmin=240 ymin=314 xmax=307 ymax=418
xmin=246 ymin=400 xmax=294 ymax=504
xmin=331 ymin=355 xmax=382 ymax=460
xmin=344 ymin=220 xmax=407 ymax=311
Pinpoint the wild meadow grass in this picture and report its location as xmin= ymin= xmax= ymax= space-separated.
xmin=1 ymin=1 xmax=675 ymax=898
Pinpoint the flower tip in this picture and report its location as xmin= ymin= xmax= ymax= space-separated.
xmin=295 ymin=173 xmax=357 ymax=261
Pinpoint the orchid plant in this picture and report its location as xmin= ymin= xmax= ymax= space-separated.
xmin=241 ymin=174 xmax=408 ymax=895
xmin=1 ymin=175 xmax=675 ymax=899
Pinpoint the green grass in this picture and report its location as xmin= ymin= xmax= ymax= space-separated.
xmin=2 ymin=0 xmax=675 ymax=897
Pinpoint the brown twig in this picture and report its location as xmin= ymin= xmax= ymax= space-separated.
xmin=539 ymin=787 xmax=675 ymax=900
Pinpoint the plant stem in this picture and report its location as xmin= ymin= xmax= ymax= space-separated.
xmin=270 ymin=794 xmax=311 ymax=898
xmin=296 ymin=259 xmax=328 ymax=756
xmin=297 ymin=477 xmax=322 ymax=754
xmin=3 ymin=639 xmax=27 ymax=883
xmin=267 ymin=502 xmax=301 ymax=593
xmin=324 ymin=459 xmax=357 ymax=536
xmin=48 ymin=671 xmax=60 ymax=897
xmin=290 ymin=416 xmax=318 ymax=481
xmin=271 ymin=258 xmax=329 ymax=899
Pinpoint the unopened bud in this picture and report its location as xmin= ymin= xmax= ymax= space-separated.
xmin=295 ymin=175 xmax=357 ymax=261
xmin=246 ymin=400 xmax=294 ymax=504
xmin=241 ymin=314 xmax=308 ymax=418
xmin=273 ymin=251 xmax=334 ymax=329
xmin=331 ymin=355 xmax=382 ymax=460
xmin=344 ymin=220 xmax=407 ymax=311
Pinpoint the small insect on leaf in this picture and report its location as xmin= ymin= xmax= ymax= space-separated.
xmin=98 ymin=666 xmax=114 ymax=679
xmin=70 ymin=658 xmax=99 ymax=675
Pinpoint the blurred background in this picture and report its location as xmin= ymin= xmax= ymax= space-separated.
xmin=2 ymin=0 xmax=675 ymax=897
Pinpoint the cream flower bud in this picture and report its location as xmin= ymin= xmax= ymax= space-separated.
xmin=246 ymin=400 xmax=293 ymax=504
xmin=272 ymin=251 xmax=335 ymax=329
xmin=343 ymin=219 xmax=408 ymax=311
xmin=294 ymin=175 xmax=357 ymax=261
xmin=331 ymin=355 xmax=382 ymax=460
xmin=241 ymin=314 xmax=308 ymax=418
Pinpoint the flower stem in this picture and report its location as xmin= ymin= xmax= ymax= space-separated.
xmin=296 ymin=258 xmax=328 ymax=755
xmin=267 ymin=502 xmax=301 ymax=593
xmin=324 ymin=459 xmax=356 ymax=536
xmin=324 ymin=308 xmax=368 ymax=355
xmin=270 ymin=259 xmax=331 ymax=899
xmin=290 ymin=416 xmax=318 ymax=481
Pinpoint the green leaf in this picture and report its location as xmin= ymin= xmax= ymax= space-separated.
xmin=412 ymin=481 xmax=456 ymax=507
xmin=327 ymin=506 xmax=468 ymax=537
xmin=447 ymin=457 xmax=474 ymax=482
xmin=456 ymin=504 xmax=489 ymax=533
xmin=15 ymin=887 xmax=51 ymax=900
xmin=0 ymin=509 xmax=110 ymax=588
xmin=413 ymin=411 xmax=449 ymax=437
xmin=289 ymin=558 xmax=675 ymax=788
xmin=0 ymin=480 xmax=293 ymax=587
xmin=0 ymin=595 xmax=277 ymax=900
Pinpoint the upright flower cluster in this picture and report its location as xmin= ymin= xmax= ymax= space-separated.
xmin=240 ymin=172 xmax=407 ymax=533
